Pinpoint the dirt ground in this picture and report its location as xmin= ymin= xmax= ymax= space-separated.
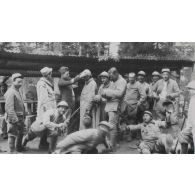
xmin=0 ymin=136 xmax=139 ymax=154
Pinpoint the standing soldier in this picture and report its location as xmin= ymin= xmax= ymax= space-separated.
xmin=178 ymin=81 xmax=195 ymax=153
xmin=149 ymin=71 xmax=161 ymax=112
xmin=120 ymin=72 xmax=146 ymax=141
xmin=153 ymin=68 xmax=180 ymax=120
xmin=79 ymin=69 xmax=97 ymax=130
xmin=58 ymin=66 xmax=81 ymax=123
xmin=4 ymin=73 xmax=26 ymax=153
xmin=93 ymin=71 xmax=112 ymax=122
xmin=37 ymin=67 xmax=56 ymax=149
xmin=101 ymin=67 xmax=127 ymax=149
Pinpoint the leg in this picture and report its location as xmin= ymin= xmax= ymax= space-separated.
xmin=139 ymin=142 xmax=152 ymax=154
xmin=16 ymin=121 xmax=25 ymax=152
xmin=48 ymin=136 xmax=58 ymax=154
xmin=108 ymin=111 xmax=119 ymax=150
xmin=39 ymin=130 xmax=49 ymax=149
xmin=178 ymin=129 xmax=193 ymax=154
xmin=22 ymin=130 xmax=37 ymax=147
xmin=8 ymin=135 xmax=16 ymax=153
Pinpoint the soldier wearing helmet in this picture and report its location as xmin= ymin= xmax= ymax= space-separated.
xmin=22 ymin=101 xmax=69 ymax=153
xmin=55 ymin=121 xmax=113 ymax=154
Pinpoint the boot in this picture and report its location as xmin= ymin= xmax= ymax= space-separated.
xmin=22 ymin=135 xmax=29 ymax=147
xmin=48 ymin=136 xmax=57 ymax=154
xmin=39 ymin=131 xmax=49 ymax=150
xmin=8 ymin=136 xmax=16 ymax=153
xmin=16 ymin=133 xmax=25 ymax=152
xmin=181 ymin=143 xmax=188 ymax=154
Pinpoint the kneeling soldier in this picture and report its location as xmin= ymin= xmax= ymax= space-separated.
xmin=124 ymin=111 xmax=174 ymax=154
xmin=54 ymin=121 xmax=112 ymax=154
xmin=22 ymin=101 xmax=69 ymax=153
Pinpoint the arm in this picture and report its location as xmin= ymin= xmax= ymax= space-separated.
xmin=85 ymin=82 xmax=97 ymax=113
xmin=138 ymin=84 xmax=146 ymax=104
xmin=42 ymin=110 xmax=59 ymax=131
xmin=127 ymin=124 xmax=142 ymax=132
xmin=5 ymin=93 xmax=18 ymax=123
xmin=169 ymin=81 xmax=180 ymax=98
xmin=103 ymin=80 xmax=126 ymax=99
xmin=58 ymin=76 xmax=80 ymax=87
xmin=37 ymin=83 xmax=49 ymax=107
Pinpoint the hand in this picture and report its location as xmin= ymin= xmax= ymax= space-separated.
xmin=153 ymin=94 xmax=159 ymax=100
xmin=137 ymin=101 xmax=141 ymax=106
xmin=74 ymin=75 xmax=81 ymax=82
xmin=93 ymin=95 xmax=101 ymax=102
xmin=120 ymin=124 xmax=127 ymax=132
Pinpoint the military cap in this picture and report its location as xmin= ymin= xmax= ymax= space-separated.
xmin=187 ymin=80 xmax=195 ymax=90
xmin=129 ymin=72 xmax=136 ymax=78
xmin=59 ymin=66 xmax=69 ymax=74
xmin=99 ymin=71 xmax=109 ymax=78
xmin=138 ymin=71 xmax=146 ymax=76
xmin=152 ymin=71 xmax=160 ymax=77
xmin=11 ymin=73 xmax=23 ymax=81
xmin=98 ymin=121 xmax=113 ymax=133
xmin=143 ymin=111 xmax=153 ymax=118
xmin=57 ymin=101 xmax=69 ymax=108
xmin=161 ymin=68 xmax=170 ymax=73
xmin=40 ymin=67 xmax=53 ymax=76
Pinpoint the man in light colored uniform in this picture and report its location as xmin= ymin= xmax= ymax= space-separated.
xmin=124 ymin=111 xmax=174 ymax=154
xmin=178 ymin=81 xmax=195 ymax=153
xmin=55 ymin=121 xmax=112 ymax=154
xmin=37 ymin=67 xmax=57 ymax=148
xmin=153 ymin=68 xmax=180 ymax=120
xmin=79 ymin=69 xmax=97 ymax=130
xmin=101 ymin=67 xmax=127 ymax=149
xmin=22 ymin=101 xmax=69 ymax=153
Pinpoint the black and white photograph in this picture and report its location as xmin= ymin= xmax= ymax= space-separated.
xmin=0 ymin=42 xmax=194 ymax=154
xmin=1 ymin=1 xmax=195 ymax=195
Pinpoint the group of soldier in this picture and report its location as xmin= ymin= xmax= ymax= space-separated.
xmin=2 ymin=64 xmax=195 ymax=154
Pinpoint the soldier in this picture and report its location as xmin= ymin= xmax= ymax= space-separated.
xmin=22 ymin=101 xmax=69 ymax=153
xmin=58 ymin=66 xmax=81 ymax=115
xmin=79 ymin=69 xmax=97 ymax=130
xmin=153 ymin=68 xmax=180 ymax=120
xmin=123 ymin=111 xmax=174 ymax=154
xmin=37 ymin=67 xmax=57 ymax=149
xmin=137 ymin=70 xmax=151 ymax=112
xmin=149 ymin=71 xmax=161 ymax=111
xmin=178 ymin=81 xmax=195 ymax=154
xmin=101 ymin=67 xmax=127 ymax=149
xmin=93 ymin=71 xmax=112 ymax=122
xmin=4 ymin=73 xmax=26 ymax=153
xmin=54 ymin=121 xmax=112 ymax=154
xmin=120 ymin=72 xmax=146 ymax=141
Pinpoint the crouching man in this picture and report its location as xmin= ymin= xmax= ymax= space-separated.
xmin=22 ymin=101 xmax=69 ymax=153
xmin=54 ymin=121 xmax=112 ymax=154
xmin=123 ymin=111 xmax=174 ymax=154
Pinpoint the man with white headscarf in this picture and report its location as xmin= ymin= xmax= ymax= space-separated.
xmin=79 ymin=69 xmax=97 ymax=130
xmin=37 ymin=67 xmax=57 ymax=148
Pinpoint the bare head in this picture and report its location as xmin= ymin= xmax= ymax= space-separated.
xmin=108 ymin=67 xmax=119 ymax=82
